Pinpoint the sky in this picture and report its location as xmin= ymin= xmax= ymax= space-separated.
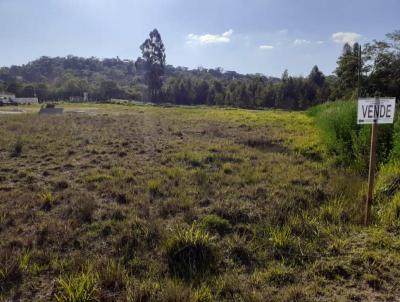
xmin=0 ymin=0 xmax=399 ymax=77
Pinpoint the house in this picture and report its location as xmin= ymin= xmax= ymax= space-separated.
xmin=0 ymin=93 xmax=16 ymax=105
xmin=0 ymin=94 xmax=39 ymax=105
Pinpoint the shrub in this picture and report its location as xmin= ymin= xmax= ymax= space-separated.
xmin=309 ymin=101 xmax=395 ymax=173
xmin=55 ymin=271 xmax=98 ymax=302
xmin=165 ymin=226 xmax=216 ymax=279
xmin=199 ymin=214 xmax=231 ymax=236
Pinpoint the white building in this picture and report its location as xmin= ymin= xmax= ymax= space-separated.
xmin=0 ymin=93 xmax=16 ymax=104
xmin=0 ymin=94 xmax=38 ymax=105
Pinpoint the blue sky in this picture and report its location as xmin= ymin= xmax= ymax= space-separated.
xmin=0 ymin=0 xmax=399 ymax=77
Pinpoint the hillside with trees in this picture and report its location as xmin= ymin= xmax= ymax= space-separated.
xmin=0 ymin=29 xmax=399 ymax=109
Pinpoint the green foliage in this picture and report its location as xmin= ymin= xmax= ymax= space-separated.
xmin=379 ymin=192 xmax=400 ymax=228
xmin=309 ymin=100 xmax=395 ymax=173
xmin=55 ymin=271 xmax=98 ymax=302
xmin=140 ymin=29 xmax=166 ymax=102
xmin=165 ymin=226 xmax=216 ymax=279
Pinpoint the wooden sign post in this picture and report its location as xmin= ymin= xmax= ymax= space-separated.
xmin=357 ymin=98 xmax=396 ymax=226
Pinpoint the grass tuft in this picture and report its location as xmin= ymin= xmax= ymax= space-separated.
xmin=165 ymin=226 xmax=216 ymax=279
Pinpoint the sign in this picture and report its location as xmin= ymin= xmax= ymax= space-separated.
xmin=357 ymin=98 xmax=396 ymax=124
xmin=358 ymin=97 xmax=396 ymax=226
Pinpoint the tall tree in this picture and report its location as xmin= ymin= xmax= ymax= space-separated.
xmin=140 ymin=29 xmax=166 ymax=102
xmin=334 ymin=43 xmax=361 ymax=97
xmin=308 ymin=65 xmax=325 ymax=87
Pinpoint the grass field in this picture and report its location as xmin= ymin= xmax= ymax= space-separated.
xmin=1 ymin=103 xmax=400 ymax=301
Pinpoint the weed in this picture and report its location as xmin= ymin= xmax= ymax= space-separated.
xmin=55 ymin=271 xmax=98 ymax=302
xmin=39 ymin=190 xmax=57 ymax=211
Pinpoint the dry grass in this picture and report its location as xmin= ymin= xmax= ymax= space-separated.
xmin=0 ymin=103 xmax=399 ymax=301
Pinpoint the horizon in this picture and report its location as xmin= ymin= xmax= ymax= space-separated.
xmin=0 ymin=0 xmax=399 ymax=77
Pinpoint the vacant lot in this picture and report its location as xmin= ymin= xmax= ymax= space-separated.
xmin=1 ymin=103 xmax=399 ymax=301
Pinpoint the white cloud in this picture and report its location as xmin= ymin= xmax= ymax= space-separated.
xmin=187 ymin=29 xmax=233 ymax=45
xmin=259 ymin=45 xmax=274 ymax=50
xmin=332 ymin=32 xmax=361 ymax=45
xmin=293 ymin=39 xmax=324 ymax=46
xmin=294 ymin=39 xmax=311 ymax=45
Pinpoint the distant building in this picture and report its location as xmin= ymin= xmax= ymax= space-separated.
xmin=14 ymin=98 xmax=39 ymax=105
xmin=0 ymin=93 xmax=16 ymax=105
xmin=0 ymin=94 xmax=38 ymax=105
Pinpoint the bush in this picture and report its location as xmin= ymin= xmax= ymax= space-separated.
xmin=199 ymin=214 xmax=231 ymax=236
xmin=309 ymin=100 xmax=395 ymax=173
xmin=165 ymin=226 xmax=216 ymax=279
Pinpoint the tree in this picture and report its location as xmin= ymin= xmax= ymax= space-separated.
xmin=140 ymin=29 xmax=166 ymax=102
xmin=334 ymin=43 xmax=361 ymax=98
xmin=308 ymin=65 xmax=325 ymax=87
xmin=363 ymin=30 xmax=400 ymax=99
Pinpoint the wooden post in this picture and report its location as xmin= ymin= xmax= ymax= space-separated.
xmin=364 ymin=120 xmax=378 ymax=226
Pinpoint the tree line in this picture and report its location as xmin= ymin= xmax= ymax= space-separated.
xmin=0 ymin=29 xmax=399 ymax=109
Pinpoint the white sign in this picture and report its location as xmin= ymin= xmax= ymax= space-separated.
xmin=357 ymin=98 xmax=396 ymax=124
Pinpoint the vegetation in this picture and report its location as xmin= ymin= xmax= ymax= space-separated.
xmin=1 ymin=103 xmax=400 ymax=301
